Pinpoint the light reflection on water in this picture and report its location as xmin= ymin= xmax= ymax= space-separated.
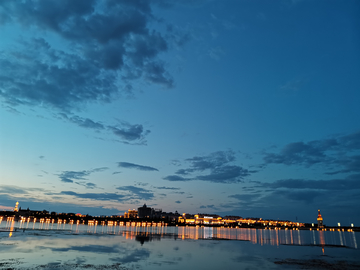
xmin=0 ymin=221 xmax=359 ymax=269
xmin=1 ymin=221 xmax=359 ymax=248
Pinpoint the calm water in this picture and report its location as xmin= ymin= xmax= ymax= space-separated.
xmin=0 ymin=221 xmax=359 ymax=269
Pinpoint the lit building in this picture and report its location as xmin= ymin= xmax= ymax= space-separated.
xmin=317 ymin=209 xmax=324 ymax=228
xmin=124 ymin=209 xmax=138 ymax=219
xmin=194 ymin=214 xmax=223 ymax=225
xmin=179 ymin=214 xmax=224 ymax=225
xmin=14 ymin=202 xmax=19 ymax=212
xmin=179 ymin=213 xmax=195 ymax=224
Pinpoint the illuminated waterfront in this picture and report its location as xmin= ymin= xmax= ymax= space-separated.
xmin=1 ymin=220 xmax=359 ymax=269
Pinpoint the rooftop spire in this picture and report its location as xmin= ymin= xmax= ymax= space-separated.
xmin=317 ymin=209 xmax=323 ymax=220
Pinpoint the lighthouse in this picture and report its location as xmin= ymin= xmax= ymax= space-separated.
xmin=14 ymin=202 xmax=19 ymax=212
xmin=317 ymin=209 xmax=324 ymax=228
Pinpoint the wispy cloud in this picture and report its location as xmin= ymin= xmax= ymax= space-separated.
xmin=58 ymin=113 xmax=105 ymax=130
xmin=56 ymin=167 xmax=108 ymax=183
xmin=118 ymin=162 xmax=158 ymax=171
xmin=0 ymin=185 xmax=30 ymax=194
xmin=60 ymin=191 xmax=125 ymax=202
xmin=153 ymin=186 xmax=181 ymax=190
xmin=116 ymin=186 xmax=154 ymax=200
xmin=57 ymin=113 xmax=151 ymax=144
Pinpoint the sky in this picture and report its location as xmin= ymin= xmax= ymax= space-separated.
xmin=0 ymin=0 xmax=359 ymax=226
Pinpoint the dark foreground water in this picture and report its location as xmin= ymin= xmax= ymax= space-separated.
xmin=1 ymin=221 xmax=359 ymax=269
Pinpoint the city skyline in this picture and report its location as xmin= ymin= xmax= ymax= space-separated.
xmin=0 ymin=0 xmax=359 ymax=226
xmin=0 ymin=201 xmax=323 ymax=229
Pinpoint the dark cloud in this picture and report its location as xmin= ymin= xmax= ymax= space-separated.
xmin=60 ymin=191 xmax=125 ymax=202
xmin=224 ymin=174 xmax=360 ymax=212
xmin=58 ymin=171 xmax=87 ymax=183
xmin=219 ymin=181 xmax=360 ymax=225
xmin=0 ymin=38 xmax=118 ymax=110
xmin=116 ymin=186 xmax=154 ymax=200
xmin=329 ymin=155 xmax=360 ymax=175
xmin=263 ymin=141 xmax=329 ymax=166
xmin=134 ymin=182 xmax=149 ymax=187
xmin=339 ymin=131 xmax=360 ymax=150
xmin=58 ymin=171 xmax=90 ymax=182
xmin=325 ymin=170 xmax=349 ymax=175
xmin=118 ymin=162 xmax=158 ymax=171
xmin=153 ymin=186 xmax=180 ymax=190
xmin=263 ymin=131 xmax=360 ymax=174
xmin=0 ymin=0 xmax=174 ymax=111
xmin=272 ymin=189 xmax=323 ymax=203
xmin=110 ymin=124 xmax=151 ymax=142
xmin=175 ymin=200 xmax=181 ymax=204
xmin=262 ymin=174 xmax=360 ymax=191
xmin=82 ymin=183 xmax=97 ymax=189
xmin=91 ymin=167 xmax=108 ymax=173
xmin=174 ymin=169 xmax=189 ymax=175
xmin=57 ymin=167 xmax=108 ymax=183
xmin=185 ymin=150 xmax=236 ymax=172
xmin=163 ymin=175 xmax=192 ymax=181
xmin=164 ymin=150 xmax=253 ymax=183
xmin=61 ymin=178 xmax=74 ymax=183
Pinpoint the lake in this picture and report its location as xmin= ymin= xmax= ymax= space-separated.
xmin=1 ymin=221 xmax=359 ymax=269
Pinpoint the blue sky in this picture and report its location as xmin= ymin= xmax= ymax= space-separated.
xmin=0 ymin=0 xmax=359 ymax=226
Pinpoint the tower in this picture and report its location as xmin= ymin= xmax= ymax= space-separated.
xmin=317 ymin=209 xmax=323 ymax=228
xmin=14 ymin=202 xmax=19 ymax=212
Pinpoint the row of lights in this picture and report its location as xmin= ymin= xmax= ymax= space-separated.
xmin=1 ymin=216 xmax=167 ymax=227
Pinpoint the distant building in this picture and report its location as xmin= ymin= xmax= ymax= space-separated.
xmin=317 ymin=209 xmax=324 ymax=228
xmin=152 ymin=208 xmax=163 ymax=218
xmin=138 ymin=204 xmax=152 ymax=218
xmin=124 ymin=209 xmax=138 ymax=219
xmin=18 ymin=208 xmax=49 ymax=217
xmin=159 ymin=211 xmax=179 ymax=221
